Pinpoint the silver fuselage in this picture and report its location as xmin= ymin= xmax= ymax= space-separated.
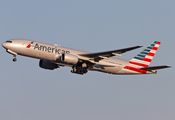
xmin=2 ymin=39 xmax=154 ymax=74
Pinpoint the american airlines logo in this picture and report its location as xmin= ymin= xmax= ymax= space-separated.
xmin=26 ymin=41 xmax=34 ymax=48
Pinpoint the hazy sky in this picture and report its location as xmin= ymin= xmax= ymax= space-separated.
xmin=0 ymin=0 xmax=174 ymax=120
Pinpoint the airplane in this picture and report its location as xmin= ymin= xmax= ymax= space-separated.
xmin=2 ymin=39 xmax=171 ymax=75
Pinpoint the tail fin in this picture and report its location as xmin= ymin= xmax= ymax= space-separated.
xmin=129 ymin=41 xmax=161 ymax=68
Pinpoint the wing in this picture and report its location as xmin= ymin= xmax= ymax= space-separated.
xmin=78 ymin=45 xmax=142 ymax=62
xmin=140 ymin=65 xmax=171 ymax=70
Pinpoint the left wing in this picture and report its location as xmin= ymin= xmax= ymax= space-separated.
xmin=78 ymin=45 xmax=142 ymax=61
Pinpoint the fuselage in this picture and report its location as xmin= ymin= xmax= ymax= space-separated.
xmin=2 ymin=39 xmax=154 ymax=75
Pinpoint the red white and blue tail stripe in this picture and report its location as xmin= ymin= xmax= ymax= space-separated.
xmin=124 ymin=41 xmax=161 ymax=74
xmin=129 ymin=41 xmax=161 ymax=68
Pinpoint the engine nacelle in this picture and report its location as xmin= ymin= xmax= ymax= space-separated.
xmin=61 ymin=53 xmax=79 ymax=64
xmin=39 ymin=60 xmax=58 ymax=70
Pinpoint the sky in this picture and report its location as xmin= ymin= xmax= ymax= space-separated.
xmin=0 ymin=0 xmax=174 ymax=120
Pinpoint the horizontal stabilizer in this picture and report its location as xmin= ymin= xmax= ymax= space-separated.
xmin=140 ymin=65 xmax=171 ymax=71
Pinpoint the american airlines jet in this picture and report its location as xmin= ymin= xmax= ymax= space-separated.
xmin=2 ymin=39 xmax=170 ymax=75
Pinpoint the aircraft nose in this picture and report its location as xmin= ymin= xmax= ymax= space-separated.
xmin=2 ymin=42 xmax=9 ymax=49
xmin=2 ymin=42 xmax=6 ymax=48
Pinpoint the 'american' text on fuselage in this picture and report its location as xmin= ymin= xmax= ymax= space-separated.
xmin=34 ymin=43 xmax=70 ymax=54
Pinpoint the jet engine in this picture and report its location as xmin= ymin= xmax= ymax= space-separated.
xmin=55 ymin=53 xmax=79 ymax=65
xmin=39 ymin=60 xmax=58 ymax=70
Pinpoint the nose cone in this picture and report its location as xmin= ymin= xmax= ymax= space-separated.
xmin=2 ymin=42 xmax=11 ymax=49
xmin=2 ymin=42 xmax=7 ymax=48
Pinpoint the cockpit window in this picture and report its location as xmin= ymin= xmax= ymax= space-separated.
xmin=6 ymin=40 xmax=12 ymax=43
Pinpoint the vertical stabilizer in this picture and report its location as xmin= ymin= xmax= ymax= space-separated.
xmin=129 ymin=41 xmax=161 ymax=68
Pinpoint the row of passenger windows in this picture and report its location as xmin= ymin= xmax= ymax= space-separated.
xmin=105 ymin=61 xmax=122 ymax=65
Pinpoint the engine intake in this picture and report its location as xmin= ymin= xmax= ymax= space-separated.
xmin=39 ymin=60 xmax=58 ymax=70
